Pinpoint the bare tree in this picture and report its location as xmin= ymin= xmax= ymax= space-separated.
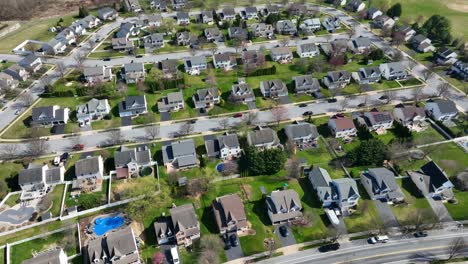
xmin=20 ymin=92 xmax=35 ymax=107
xmin=286 ymin=158 xmax=301 ymax=179
xmin=187 ymin=178 xmax=209 ymax=197
xmin=279 ymin=37 xmax=290 ymax=47
xmin=179 ymin=122 xmax=194 ymax=136
xmin=265 ymin=237 xmax=277 ymax=258
xmin=56 ymin=61 xmax=67 ymax=78
xmin=73 ymin=52 xmax=86 ymax=70
xmin=26 ymin=138 xmax=49 ymax=157
xmin=106 ymin=129 xmax=124 ymax=146
xmin=383 ymin=90 xmax=396 ymax=104
xmin=145 ymin=125 xmax=160 ymax=140
xmin=436 ymin=82 xmax=450 ymax=97
xmin=242 ymin=112 xmax=259 ymax=126
xmin=218 ymin=118 xmax=230 ymax=130
xmin=0 ymin=144 xmax=20 ymax=160
xmin=421 ymin=68 xmax=434 ymax=82
xmin=391 ymin=31 xmax=406 ymax=48
xmin=271 ymin=105 xmax=288 ymax=128
xmin=411 ymin=86 xmax=424 ymax=104
xmin=340 ymin=96 xmax=349 ymax=111
xmin=447 ymin=237 xmax=467 ymax=260
xmin=209 ymin=46 xmax=218 ymax=56
xmin=221 ymin=162 xmax=238 ymax=176
xmin=329 ymin=87 xmax=342 ymax=99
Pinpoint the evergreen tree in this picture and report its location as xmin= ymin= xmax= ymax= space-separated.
xmin=78 ymin=5 xmax=89 ymax=18
xmin=393 ymin=121 xmax=413 ymax=142
xmin=420 ymin=15 xmax=452 ymax=45
xmin=348 ymin=139 xmax=388 ymax=166
xmin=386 ymin=3 xmax=402 ymax=18
xmin=356 ymin=123 xmax=374 ymax=141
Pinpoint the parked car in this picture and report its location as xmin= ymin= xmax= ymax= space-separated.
xmin=136 ymin=55 xmax=143 ymax=58
xmin=298 ymin=103 xmax=308 ymax=108
xmin=328 ymin=98 xmax=337 ymax=103
xmin=233 ymin=113 xmax=243 ymax=118
xmin=190 ymin=119 xmax=197 ymax=124
xmin=318 ymin=242 xmax=340 ymax=252
xmin=102 ymin=58 xmax=111 ymax=61
xmin=414 ymin=231 xmax=428 ymax=238
xmin=368 ymin=235 xmax=389 ymax=244
xmin=230 ymin=234 xmax=239 ymax=247
xmin=73 ymin=144 xmax=85 ymax=151
xmin=170 ymin=246 xmax=180 ymax=264
xmin=279 ymin=225 xmax=289 ymax=237
xmin=302 ymin=111 xmax=313 ymax=116
xmin=224 ymin=235 xmax=231 ymax=250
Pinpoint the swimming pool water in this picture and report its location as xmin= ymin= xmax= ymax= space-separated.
xmin=216 ymin=163 xmax=223 ymax=172
xmin=93 ymin=215 xmax=124 ymax=236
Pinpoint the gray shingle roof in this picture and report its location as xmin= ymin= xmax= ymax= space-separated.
xmin=22 ymin=248 xmax=65 ymax=264
xmin=247 ymin=127 xmax=279 ymax=146
xmin=333 ymin=178 xmax=359 ymax=200
xmin=162 ymin=139 xmax=197 ymax=167
xmin=124 ymin=62 xmax=144 ymax=73
xmin=170 ymin=204 xmax=199 ymax=236
xmin=430 ymin=99 xmax=458 ymax=114
xmin=114 ymin=145 xmax=152 ymax=168
xmin=75 ymin=156 xmax=102 ymax=177
xmin=309 ymin=167 xmax=332 ymax=188
xmin=285 ymin=122 xmax=318 ymax=140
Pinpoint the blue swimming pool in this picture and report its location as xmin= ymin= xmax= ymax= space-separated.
xmin=93 ymin=215 xmax=124 ymax=236
xmin=216 ymin=163 xmax=223 ymax=172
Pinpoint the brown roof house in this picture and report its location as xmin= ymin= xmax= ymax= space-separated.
xmin=154 ymin=204 xmax=201 ymax=247
xmin=213 ymin=194 xmax=248 ymax=234
xmin=392 ymin=104 xmax=426 ymax=129
xmin=266 ymin=189 xmax=303 ymax=225
xmin=328 ymin=114 xmax=357 ymax=138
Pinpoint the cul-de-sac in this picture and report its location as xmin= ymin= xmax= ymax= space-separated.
xmin=0 ymin=0 xmax=467 ymax=263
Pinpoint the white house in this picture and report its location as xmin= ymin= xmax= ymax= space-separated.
xmin=76 ymin=98 xmax=111 ymax=127
xmin=424 ymin=99 xmax=458 ymax=121
xmin=297 ymin=43 xmax=319 ymax=58
xmin=205 ymin=133 xmax=242 ymax=160
xmin=328 ymin=115 xmax=357 ymax=138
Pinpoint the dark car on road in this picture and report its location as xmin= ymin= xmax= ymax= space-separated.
xmin=298 ymin=103 xmax=308 ymax=107
xmin=279 ymin=225 xmax=289 ymax=237
xmin=230 ymin=234 xmax=239 ymax=247
xmin=318 ymin=242 xmax=340 ymax=252
xmin=102 ymin=58 xmax=111 ymax=61
xmin=302 ymin=111 xmax=313 ymax=116
xmin=414 ymin=231 xmax=428 ymax=237
xmin=328 ymin=98 xmax=338 ymax=103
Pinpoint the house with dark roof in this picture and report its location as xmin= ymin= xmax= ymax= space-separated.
xmin=379 ymin=62 xmax=408 ymax=80
xmin=176 ymin=31 xmax=198 ymax=46
xmin=192 ymin=88 xmax=220 ymax=109
xmin=373 ymin=15 xmax=395 ymax=29
xmin=162 ymin=139 xmax=198 ymax=170
xmin=328 ymin=114 xmax=356 ymax=138
xmin=424 ymin=99 xmax=458 ymax=121
xmin=205 ymin=133 xmax=241 ymax=160
xmin=116 ymin=22 xmax=140 ymax=39
xmin=270 ymin=47 xmax=293 ymax=63
xmin=31 ymin=105 xmax=70 ymax=126
xmin=408 ymin=161 xmax=454 ymax=200
xmin=345 ymin=0 xmax=365 ymax=12
xmin=76 ymin=98 xmax=111 ymax=127
xmin=276 ymin=20 xmax=297 ymax=35
xmin=411 ymin=34 xmax=436 ymax=53
xmin=84 ymin=66 xmax=113 ymax=84
xmin=98 ymin=7 xmax=118 ymax=20
xmin=351 ymin=37 xmax=371 ymax=54
xmin=299 ymin=18 xmax=321 ymax=35
xmin=230 ymin=79 xmax=255 ymax=103
xmin=112 ymin=37 xmax=134 ymax=51
xmin=171 ymin=0 xmax=187 ymax=10
xmin=160 ymin=59 xmax=179 ymax=78
xmin=247 ymin=126 xmax=280 ymax=150
xmin=199 ymin=11 xmax=214 ymax=24
xmin=361 ymin=168 xmax=405 ymax=203
xmin=293 ymin=75 xmax=320 ymax=94
xmin=354 ymin=109 xmax=393 ymax=131
xmin=3 ymin=64 xmax=29 ymax=81
xmin=242 ymin=50 xmax=266 ymax=68
xmin=323 ymin=71 xmax=351 ymax=89
xmin=204 ymin=28 xmax=223 ymax=42
xmin=157 ymin=91 xmax=184 ymax=113
xmin=184 ymin=56 xmax=207 ymax=75
xmin=75 ymin=155 xmax=104 ymax=180
xmin=124 ymin=0 xmax=142 ymax=12
xmin=285 ymin=121 xmax=319 ymax=149
xmin=150 ymin=0 xmax=167 ymax=11
xmin=23 ymin=247 xmax=67 ymax=264
xmin=143 ymin=33 xmax=164 ymax=52
xmin=262 ymin=4 xmax=280 ymax=16
xmin=18 ymin=164 xmax=64 ymax=199
xmin=393 ymin=104 xmax=426 ymax=128
xmin=18 ymin=54 xmax=42 ymax=73
xmin=297 ymin=43 xmax=319 ymax=58
xmin=266 ymin=189 xmax=303 ymax=225
xmin=228 ymin=27 xmax=248 ymax=40
xmin=451 ymin=60 xmax=468 ymax=80
xmin=243 ymin=6 xmax=258 ymax=20
xmin=308 ymin=167 xmax=360 ymax=216
xmin=122 ymin=62 xmax=145 ymax=84
xmin=87 ymin=226 xmax=140 ymax=264
xmin=435 ymin=47 xmax=458 ymax=65
xmin=221 ymin=7 xmax=236 ymax=21
xmin=250 ymin=23 xmax=275 ymax=39
xmin=114 ymin=145 xmax=153 ymax=179
xmin=259 ymin=79 xmax=288 ymax=98
xmin=213 ymin=194 xmax=247 ymax=234
xmin=0 ymin=72 xmax=18 ymax=90
xmin=154 ymin=204 xmax=200 ymax=247
xmin=396 ymin=25 xmax=417 ymax=41
xmin=352 ymin=66 xmax=381 ymax=84
xmin=322 ymin=16 xmax=341 ymax=33
xmin=119 ymin=95 xmax=147 ymax=117
xmin=176 ymin=12 xmax=190 ymax=25
xmin=367 ymin=7 xmax=383 ymax=20
xmin=213 ymin=53 xmax=237 ymax=70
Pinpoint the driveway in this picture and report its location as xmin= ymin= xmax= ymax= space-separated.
xmin=278 ymin=95 xmax=292 ymax=105
xmin=373 ymin=200 xmax=399 ymax=228
xmin=426 ymin=197 xmax=453 ymax=222
xmin=160 ymin=244 xmax=176 ymax=264
xmin=51 ymin=124 xmax=65 ymax=135
xmin=160 ymin=112 xmax=171 ymax=121
xmin=224 ymin=233 xmax=244 ymax=261
xmin=121 ymin=116 xmax=132 ymax=127
xmin=275 ymin=225 xmax=296 ymax=247
xmin=246 ymin=101 xmax=257 ymax=109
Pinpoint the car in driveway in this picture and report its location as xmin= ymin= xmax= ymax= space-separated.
xmin=318 ymin=242 xmax=340 ymax=252
xmin=414 ymin=231 xmax=428 ymax=238
xmin=230 ymin=234 xmax=239 ymax=247
xmin=279 ymin=225 xmax=289 ymax=237
xmin=368 ymin=235 xmax=389 ymax=244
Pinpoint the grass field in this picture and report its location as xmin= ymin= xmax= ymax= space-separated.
xmin=445 ymin=189 xmax=468 ymax=221
xmin=424 ymin=142 xmax=468 ymax=177
xmin=49 ymin=184 xmax=66 ymax=217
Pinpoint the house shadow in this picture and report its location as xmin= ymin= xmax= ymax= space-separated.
xmin=401 ymin=177 xmax=424 ymax=199
xmin=277 ymin=128 xmax=287 ymax=144
xmin=297 ymin=178 xmax=323 ymax=209
xmin=5 ymin=172 xmax=19 ymax=191
xmin=200 ymin=206 xmax=218 ymax=234
xmin=251 ymin=199 xmax=271 ymax=226
xmin=65 ymin=165 xmax=76 ymax=181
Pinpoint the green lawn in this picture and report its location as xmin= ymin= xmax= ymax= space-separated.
xmin=65 ymin=179 xmax=109 ymax=209
xmin=424 ymin=142 xmax=468 ymax=177
xmin=344 ymin=183 xmax=384 ymax=233
xmin=49 ymin=184 xmax=65 ymax=217
xmin=3 ymin=193 xmax=20 ymax=207
xmin=445 ymin=189 xmax=468 ymax=221
xmin=0 ymin=161 xmax=24 ymax=199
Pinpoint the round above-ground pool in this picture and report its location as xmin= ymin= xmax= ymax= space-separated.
xmin=93 ymin=215 xmax=125 ymax=236
xmin=216 ymin=163 xmax=224 ymax=172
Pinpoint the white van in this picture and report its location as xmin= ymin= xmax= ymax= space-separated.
xmin=171 ymin=246 xmax=180 ymax=264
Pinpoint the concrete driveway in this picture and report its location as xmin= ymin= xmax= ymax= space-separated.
xmin=278 ymin=95 xmax=292 ymax=105
xmin=426 ymin=197 xmax=453 ymax=222
xmin=224 ymin=233 xmax=244 ymax=261
xmin=373 ymin=200 xmax=399 ymax=228
xmin=275 ymin=225 xmax=296 ymax=247
xmin=160 ymin=244 xmax=176 ymax=264
xmin=121 ymin=116 xmax=132 ymax=127
xmin=160 ymin=112 xmax=171 ymax=121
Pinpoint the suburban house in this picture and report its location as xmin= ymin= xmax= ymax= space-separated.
xmin=87 ymin=227 xmax=140 ymax=264
xmin=352 ymin=66 xmax=381 ymax=84
xmin=259 ymin=79 xmax=288 ymax=98
xmin=270 ymin=47 xmax=293 ymax=63
xmin=411 ymin=34 xmax=436 ymax=53
xmin=77 ymin=15 xmax=100 ymax=29
xmin=112 ymin=37 xmax=134 ymax=51
xmin=262 ymin=4 xmax=280 ymax=16
xmin=288 ymin=4 xmax=306 ymax=16
xmin=114 ymin=145 xmax=153 ymax=179
xmin=154 ymin=204 xmax=200 ymax=247
xmin=285 ymin=121 xmax=319 ymax=149
xmin=299 ymin=18 xmax=321 ymax=35
xmin=124 ymin=0 xmax=142 ymax=12
xmin=435 ymin=47 xmax=458 ymax=65
xmin=205 ymin=133 xmax=241 ymax=160
xmin=76 ymin=98 xmax=111 ymax=127
xmin=69 ymin=22 xmax=86 ymax=36
xmin=243 ymin=6 xmax=258 ymax=19
xmin=160 ymin=59 xmax=179 ymax=79
xmin=408 ymin=161 xmax=454 ymax=200
xmin=162 ymin=139 xmax=198 ymax=170
xmin=373 ymin=15 xmax=395 ymax=29
xmin=266 ymin=189 xmax=303 ymax=225
xmin=3 ymin=64 xmax=29 ymax=81
xmin=345 ymin=0 xmax=365 ymax=12
xmin=397 ymin=25 xmax=417 ymax=41
xmin=230 ymin=79 xmax=256 ymax=103
xmin=424 ymin=99 xmax=458 ymax=121
xmin=18 ymin=163 xmax=64 ymax=198
xmin=351 ymin=37 xmax=372 ymax=54
xmin=55 ymin=28 xmax=76 ymax=45
xmin=242 ymin=50 xmax=266 ymax=68
xmin=83 ymin=66 xmax=113 ymax=84
xmin=143 ymin=33 xmax=165 ymax=51
xmin=361 ymin=168 xmax=405 ymax=203
xmin=172 ymin=0 xmax=187 ymax=9
xmin=323 ymin=71 xmax=352 ymax=89
xmin=330 ymin=38 xmax=349 ymax=54
xmin=367 ymin=7 xmax=383 ymax=20
xmin=297 ymin=43 xmax=319 ymax=58
xmin=451 ymin=61 xmax=468 ymax=80
xmin=308 ymin=167 xmax=360 ymax=216
xmin=139 ymin=14 xmax=163 ymax=27
xmin=157 ymin=91 xmax=185 ymax=113
xmin=393 ymin=104 xmax=427 ymax=128
xmin=213 ymin=194 xmax=248 ymax=234
xmin=116 ymin=22 xmax=140 ymax=39
xmin=176 ymin=31 xmax=198 ymax=46
xmin=192 ymin=88 xmax=220 ymax=109
xmin=118 ymin=95 xmax=148 ymax=117
xmin=31 ymin=105 xmax=69 ymax=126
xmin=205 ymin=28 xmax=223 ymax=42
xmin=250 ymin=23 xmax=275 ymax=39
xmin=23 ymin=248 xmax=67 ymax=264
xmin=0 ymin=72 xmax=18 ymax=89
xmin=18 ymin=54 xmax=42 ymax=73
xmin=293 ymin=75 xmax=320 ymax=94
xmin=228 ymin=27 xmax=248 ymax=40
xmin=176 ymin=12 xmax=190 ymax=25
xmin=328 ymin=114 xmax=357 ymax=138
xmin=379 ymin=62 xmax=408 ymax=80
xmin=151 ymin=0 xmax=167 ymax=11
xmin=276 ymin=20 xmax=297 ymax=35
xmin=98 ymin=7 xmax=118 ymax=20
xmin=322 ymin=16 xmax=341 ymax=33
xmin=184 ymin=56 xmax=207 ymax=75
xmin=354 ymin=109 xmax=393 ymax=132
xmin=221 ymin=7 xmax=236 ymax=21
xmin=199 ymin=11 xmax=214 ymax=24
xmin=122 ymin=62 xmax=146 ymax=83
xmin=247 ymin=126 xmax=281 ymax=150
xmin=213 ymin=53 xmax=237 ymax=70
xmin=73 ymin=155 xmax=104 ymax=192
xmin=41 ymin=39 xmax=67 ymax=55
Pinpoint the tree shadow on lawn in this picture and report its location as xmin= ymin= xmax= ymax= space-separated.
xmin=252 ymin=199 xmax=272 ymax=226
xmin=297 ymin=177 xmax=323 ymax=209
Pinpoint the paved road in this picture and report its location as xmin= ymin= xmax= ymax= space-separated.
xmin=259 ymin=231 xmax=468 ymax=264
